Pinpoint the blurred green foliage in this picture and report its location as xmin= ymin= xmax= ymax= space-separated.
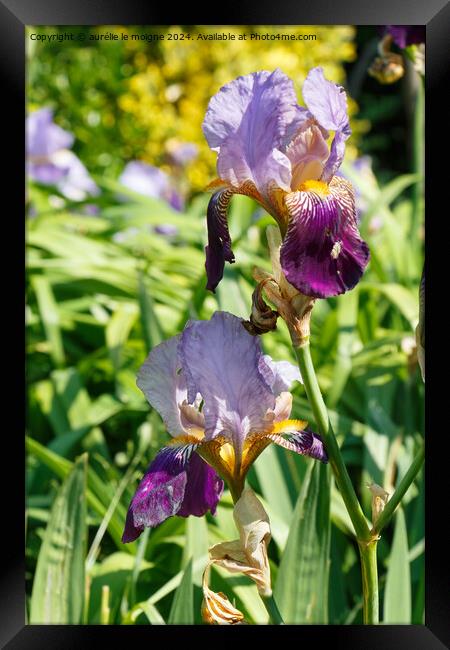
xmin=26 ymin=26 xmax=424 ymax=625
xmin=27 ymin=25 xmax=367 ymax=191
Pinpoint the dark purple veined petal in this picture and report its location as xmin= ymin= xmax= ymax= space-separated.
xmin=205 ymin=188 xmax=236 ymax=292
xmin=385 ymin=26 xmax=425 ymax=49
xmin=280 ymin=176 xmax=370 ymax=298
xmin=122 ymin=442 xmax=223 ymax=543
xmin=177 ymin=452 xmax=224 ymax=517
xmin=268 ymin=428 xmax=328 ymax=463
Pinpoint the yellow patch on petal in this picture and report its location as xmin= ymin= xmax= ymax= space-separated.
xmin=240 ymin=433 xmax=273 ymax=476
xmin=271 ymin=419 xmax=309 ymax=434
xmin=219 ymin=442 xmax=235 ymax=469
xmin=167 ymin=431 xmax=204 ymax=446
xmin=298 ymin=179 xmax=330 ymax=197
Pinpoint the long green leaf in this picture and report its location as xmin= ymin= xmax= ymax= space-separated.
xmin=328 ymin=288 xmax=359 ymax=408
xmin=32 ymin=276 xmax=65 ymax=367
xmin=30 ymin=454 xmax=87 ymax=623
xmin=26 ymin=437 xmax=133 ymax=552
xmin=383 ymin=508 xmax=411 ymax=623
xmin=137 ymin=271 xmax=164 ymax=352
xmin=274 ymin=460 xmax=331 ymax=623
xmin=254 ymin=445 xmax=293 ymax=525
xmin=167 ymin=558 xmax=194 ymax=624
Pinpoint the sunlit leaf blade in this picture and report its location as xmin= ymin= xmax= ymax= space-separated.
xmin=183 ymin=516 xmax=208 ymax=586
xmin=254 ymin=445 xmax=293 ymax=526
xmin=168 ymin=558 xmax=194 ymax=624
xmin=140 ymin=602 xmax=166 ymax=625
xmin=138 ymin=271 xmax=164 ymax=351
xmin=26 ymin=437 xmax=133 ymax=552
xmin=32 ymin=276 xmax=65 ymax=367
xmin=383 ymin=507 xmax=411 ymax=623
xmin=328 ymin=288 xmax=359 ymax=408
xmin=30 ymin=454 xmax=87 ymax=623
xmin=274 ymin=461 xmax=331 ymax=623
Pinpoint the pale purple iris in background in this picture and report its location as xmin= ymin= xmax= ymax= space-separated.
xmin=119 ymin=161 xmax=184 ymax=214
xmin=166 ymin=140 xmax=199 ymax=167
xmin=337 ymin=155 xmax=376 ymax=223
xmin=202 ymin=67 xmax=370 ymax=299
xmin=26 ymin=108 xmax=99 ymax=201
xmin=122 ymin=311 xmax=326 ymax=542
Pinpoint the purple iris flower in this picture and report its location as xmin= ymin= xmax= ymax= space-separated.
xmin=166 ymin=140 xmax=199 ymax=166
xmin=119 ymin=161 xmax=184 ymax=213
xmin=384 ymin=26 xmax=425 ymax=49
xmin=202 ymin=67 xmax=370 ymax=299
xmin=122 ymin=311 xmax=327 ymax=542
xmin=26 ymin=108 xmax=99 ymax=201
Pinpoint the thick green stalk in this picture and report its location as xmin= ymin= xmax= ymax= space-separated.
xmin=358 ymin=541 xmax=379 ymax=623
xmin=260 ymin=593 xmax=285 ymax=625
xmin=372 ymin=442 xmax=424 ymax=536
xmin=294 ymin=343 xmax=371 ymax=543
xmin=294 ymin=341 xmax=378 ymax=623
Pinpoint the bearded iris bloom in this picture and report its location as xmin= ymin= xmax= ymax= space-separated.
xmin=202 ymin=67 xmax=370 ymax=299
xmin=122 ymin=311 xmax=327 ymax=542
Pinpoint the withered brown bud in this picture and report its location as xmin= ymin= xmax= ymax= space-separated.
xmin=243 ymin=279 xmax=279 ymax=336
xmin=243 ymin=226 xmax=316 ymax=347
xmin=368 ymin=54 xmax=405 ymax=84
xmin=368 ymin=34 xmax=405 ymax=84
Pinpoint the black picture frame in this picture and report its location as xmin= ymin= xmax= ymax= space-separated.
xmin=4 ymin=0 xmax=449 ymax=646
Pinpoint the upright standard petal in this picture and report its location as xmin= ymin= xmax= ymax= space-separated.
xmin=179 ymin=312 xmax=275 ymax=450
xmin=122 ymin=443 xmax=223 ymax=542
xmin=280 ymin=176 xmax=370 ymax=298
xmin=259 ymin=355 xmax=302 ymax=395
xmin=137 ymin=336 xmax=188 ymax=437
xmin=205 ymin=188 xmax=236 ymax=292
xmin=202 ymin=69 xmax=306 ymax=194
xmin=302 ymin=67 xmax=351 ymax=182
xmin=287 ymin=123 xmax=330 ymax=190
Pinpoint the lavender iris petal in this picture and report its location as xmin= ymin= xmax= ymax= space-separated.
xmin=179 ymin=312 xmax=276 ymax=446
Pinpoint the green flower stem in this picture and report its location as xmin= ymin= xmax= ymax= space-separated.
xmin=358 ymin=540 xmax=379 ymax=624
xmin=294 ymin=343 xmax=371 ymax=543
xmin=294 ymin=341 xmax=378 ymax=623
xmin=372 ymin=442 xmax=425 ymax=536
xmin=260 ymin=592 xmax=285 ymax=625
